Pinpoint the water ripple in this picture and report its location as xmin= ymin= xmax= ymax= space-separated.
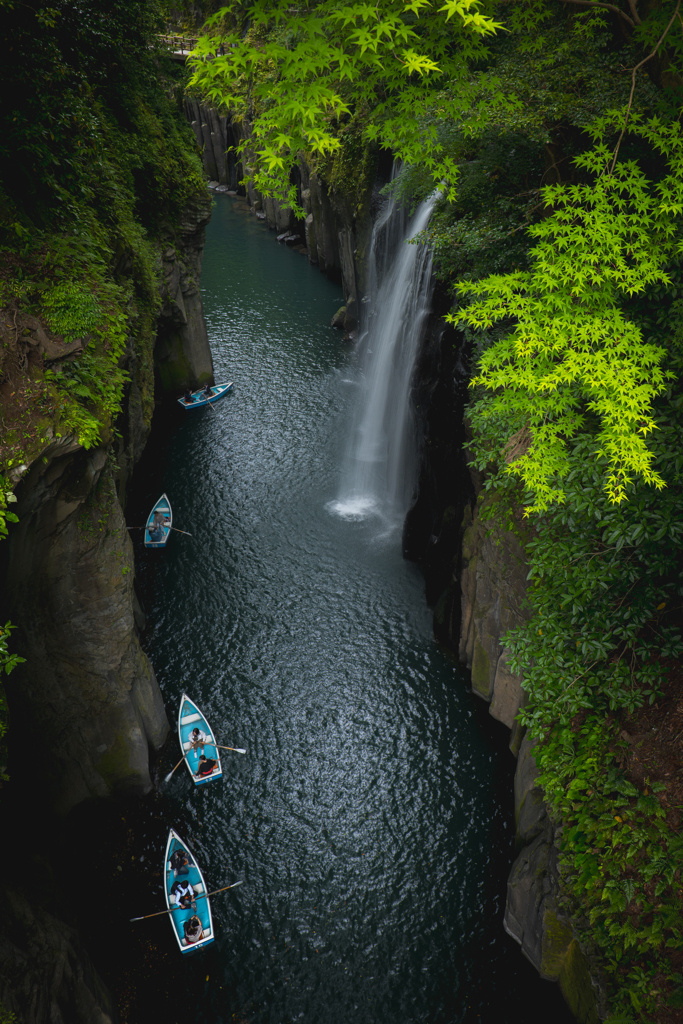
xmin=127 ymin=197 xmax=576 ymax=1024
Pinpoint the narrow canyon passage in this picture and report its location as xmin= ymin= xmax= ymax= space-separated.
xmin=121 ymin=195 xmax=574 ymax=1023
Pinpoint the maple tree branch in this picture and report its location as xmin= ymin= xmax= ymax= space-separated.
xmin=610 ymin=0 xmax=682 ymax=173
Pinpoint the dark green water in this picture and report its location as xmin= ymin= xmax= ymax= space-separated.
xmin=123 ymin=196 xmax=574 ymax=1024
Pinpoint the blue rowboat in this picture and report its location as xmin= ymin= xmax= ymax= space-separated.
xmin=144 ymin=494 xmax=172 ymax=548
xmin=178 ymin=381 xmax=234 ymax=410
xmin=163 ymin=829 xmax=215 ymax=955
xmin=178 ymin=693 xmax=223 ymax=786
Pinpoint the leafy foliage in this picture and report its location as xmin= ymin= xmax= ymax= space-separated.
xmin=42 ymin=284 xmax=102 ymax=342
xmin=0 ymin=0 xmax=205 ymax=480
xmin=450 ymin=114 xmax=683 ymax=512
xmin=0 ymin=623 xmax=24 ymax=787
xmin=188 ymin=0 xmax=510 ymax=207
xmin=534 ymin=717 xmax=683 ymax=1020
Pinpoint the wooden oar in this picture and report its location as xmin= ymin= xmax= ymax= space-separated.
xmin=164 ymin=755 xmax=186 ymax=783
xmin=126 ymin=526 xmax=193 ymax=537
xmin=129 ymin=880 xmax=243 ymax=922
xmin=187 ymin=741 xmax=246 ymax=755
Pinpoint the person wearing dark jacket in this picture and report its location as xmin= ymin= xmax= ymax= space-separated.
xmin=197 ymin=754 xmax=217 ymax=777
xmin=171 ymin=879 xmax=196 ymax=909
xmin=170 ymin=848 xmax=190 ymax=876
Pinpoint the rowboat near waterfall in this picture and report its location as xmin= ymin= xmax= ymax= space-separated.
xmin=163 ymin=829 xmax=215 ymax=955
xmin=178 ymin=381 xmax=233 ymax=409
xmin=178 ymin=693 xmax=223 ymax=786
xmin=144 ymin=493 xmax=172 ymax=548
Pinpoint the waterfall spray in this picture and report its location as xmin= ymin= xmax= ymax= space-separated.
xmin=331 ymin=191 xmax=436 ymax=523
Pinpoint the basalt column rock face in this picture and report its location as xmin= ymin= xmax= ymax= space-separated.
xmin=505 ymin=736 xmax=603 ymax=1023
xmin=401 ymin=290 xmax=473 ymax=612
xmin=452 ymin=490 xmax=602 ymax=1022
xmin=3 ymin=436 xmax=169 ymax=815
xmin=184 ymin=97 xmax=242 ymax=190
xmin=458 ymin=492 xmax=530 ymax=748
xmin=154 ymin=190 xmax=215 ymax=392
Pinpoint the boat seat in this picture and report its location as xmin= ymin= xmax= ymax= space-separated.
xmin=193 ymin=882 xmax=204 ymax=894
xmin=181 ymin=713 xmax=202 ymax=725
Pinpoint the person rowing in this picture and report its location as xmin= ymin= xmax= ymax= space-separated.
xmin=171 ymin=878 xmax=196 ymax=910
xmin=189 ymin=726 xmax=210 ymax=752
xmin=203 ymin=382 xmax=214 ymax=399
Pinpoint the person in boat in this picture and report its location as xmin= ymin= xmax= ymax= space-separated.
xmin=170 ymin=848 xmax=191 ymax=876
xmin=171 ymin=878 xmax=196 ymax=910
xmin=149 ymin=523 xmax=164 ymax=543
xmin=197 ymin=753 xmax=217 ymax=777
xmin=149 ymin=510 xmax=168 ymax=543
xmin=202 ymin=382 xmax=214 ymax=399
xmin=190 ymin=726 xmax=210 ymax=752
xmin=183 ymin=915 xmax=203 ymax=944
xmin=183 ymin=389 xmax=193 ymax=404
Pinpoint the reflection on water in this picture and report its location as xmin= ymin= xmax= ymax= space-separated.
xmin=119 ymin=195 xmax=575 ymax=1024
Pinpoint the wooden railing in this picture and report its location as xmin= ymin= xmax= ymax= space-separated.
xmin=158 ymin=34 xmax=198 ymax=53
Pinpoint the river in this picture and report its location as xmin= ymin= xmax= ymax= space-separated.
xmin=95 ymin=194 xmax=575 ymax=1024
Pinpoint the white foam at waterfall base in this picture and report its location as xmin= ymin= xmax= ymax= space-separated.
xmin=326 ymin=496 xmax=379 ymax=521
xmin=331 ymin=189 xmax=436 ymax=525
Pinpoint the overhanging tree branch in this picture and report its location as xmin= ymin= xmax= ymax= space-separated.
xmin=610 ymin=0 xmax=682 ymax=172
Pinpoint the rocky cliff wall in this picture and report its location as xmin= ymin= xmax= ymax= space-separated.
xmin=184 ymin=100 xmax=374 ymax=333
xmin=0 ymin=885 xmax=116 ymax=1024
xmin=153 ymin=190 xmax=215 ymax=394
xmin=0 ymin=193 xmax=215 ymax=1022
xmin=4 ymin=441 xmax=168 ymax=816
xmin=439 ymin=490 xmax=602 ymax=1023
xmin=2 ymin=193 xmax=215 ymax=819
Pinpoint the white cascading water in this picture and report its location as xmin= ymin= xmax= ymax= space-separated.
xmin=330 ymin=191 xmax=436 ymax=524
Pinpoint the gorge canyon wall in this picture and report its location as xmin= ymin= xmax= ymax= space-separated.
xmin=0 ymin=190 xmax=215 ymax=1022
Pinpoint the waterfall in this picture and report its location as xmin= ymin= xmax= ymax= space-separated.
xmin=330 ymin=192 xmax=436 ymax=524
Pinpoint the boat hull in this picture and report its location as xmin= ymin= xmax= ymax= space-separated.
xmin=178 ymin=693 xmax=224 ymax=786
xmin=178 ymin=381 xmax=233 ymax=410
xmin=144 ymin=493 xmax=172 ymax=549
xmin=163 ymin=829 xmax=215 ymax=955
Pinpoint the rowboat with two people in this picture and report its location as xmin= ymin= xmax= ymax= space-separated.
xmin=163 ymin=829 xmax=215 ymax=955
xmin=144 ymin=493 xmax=172 ymax=548
xmin=178 ymin=693 xmax=223 ymax=785
xmin=178 ymin=381 xmax=233 ymax=410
